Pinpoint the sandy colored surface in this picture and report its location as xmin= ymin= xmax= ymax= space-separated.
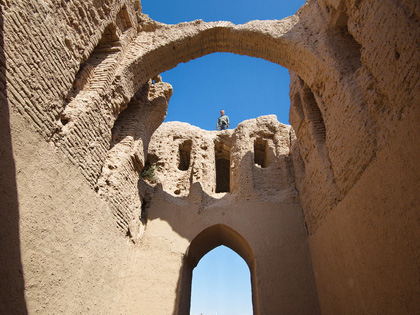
xmin=1 ymin=0 xmax=420 ymax=314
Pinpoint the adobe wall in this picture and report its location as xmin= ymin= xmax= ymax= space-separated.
xmin=1 ymin=0 xmax=420 ymax=314
xmin=307 ymin=110 xmax=420 ymax=314
xmin=143 ymin=117 xmax=319 ymax=314
xmin=4 ymin=108 xmax=142 ymax=314
xmin=288 ymin=1 xmax=420 ymax=313
xmin=146 ymin=196 xmax=317 ymax=314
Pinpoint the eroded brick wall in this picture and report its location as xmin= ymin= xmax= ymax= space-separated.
xmin=2 ymin=0 xmax=176 ymax=236
xmin=2 ymin=0 xmax=420 ymax=313
xmin=3 ymin=0 xmax=137 ymax=183
xmin=289 ymin=0 xmax=420 ymax=313
xmin=289 ymin=0 xmax=420 ymax=233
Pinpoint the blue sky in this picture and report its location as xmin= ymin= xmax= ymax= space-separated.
xmin=190 ymin=246 xmax=253 ymax=315
xmin=141 ymin=1 xmax=306 ymax=314
xmin=142 ymin=0 xmax=306 ymax=130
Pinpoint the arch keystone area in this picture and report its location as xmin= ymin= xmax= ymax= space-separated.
xmin=186 ymin=224 xmax=255 ymax=269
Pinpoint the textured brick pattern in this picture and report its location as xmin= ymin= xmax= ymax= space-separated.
xmin=3 ymin=0 xmax=140 ymax=188
xmin=97 ymin=78 xmax=172 ymax=236
xmin=289 ymin=0 xmax=420 ymax=233
xmin=3 ymin=0 xmax=419 ymax=235
xmin=2 ymin=0 xmax=420 ymax=314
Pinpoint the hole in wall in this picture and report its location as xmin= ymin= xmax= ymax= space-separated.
xmin=60 ymin=115 xmax=70 ymax=126
xmin=215 ymin=140 xmax=231 ymax=193
xmin=141 ymin=198 xmax=149 ymax=220
xmin=178 ymin=139 xmax=192 ymax=171
xmin=215 ymin=158 xmax=230 ymax=193
xmin=254 ymin=137 xmax=268 ymax=168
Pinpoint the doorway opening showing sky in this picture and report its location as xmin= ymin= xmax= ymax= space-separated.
xmin=190 ymin=245 xmax=253 ymax=315
xmin=141 ymin=0 xmax=306 ymax=130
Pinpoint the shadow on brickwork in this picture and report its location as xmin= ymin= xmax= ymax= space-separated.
xmin=0 ymin=6 xmax=28 ymax=315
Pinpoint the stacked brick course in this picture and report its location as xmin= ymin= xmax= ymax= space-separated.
xmin=2 ymin=0 xmax=420 ymax=313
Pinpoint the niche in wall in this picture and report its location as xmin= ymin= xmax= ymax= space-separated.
xmin=303 ymin=84 xmax=326 ymax=144
xmin=178 ymin=140 xmax=192 ymax=171
xmin=254 ymin=137 xmax=268 ymax=168
xmin=215 ymin=140 xmax=231 ymax=193
xmin=116 ymin=5 xmax=133 ymax=32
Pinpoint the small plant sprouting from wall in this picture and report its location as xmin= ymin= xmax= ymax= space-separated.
xmin=141 ymin=164 xmax=160 ymax=183
xmin=141 ymin=153 xmax=160 ymax=183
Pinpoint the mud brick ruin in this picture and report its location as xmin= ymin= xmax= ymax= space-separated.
xmin=1 ymin=0 xmax=419 ymax=314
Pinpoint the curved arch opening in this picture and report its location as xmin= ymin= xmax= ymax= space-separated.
xmin=177 ymin=224 xmax=258 ymax=315
xmin=190 ymin=245 xmax=253 ymax=315
xmin=140 ymin=1 xmax=307 ymax=130
xmin=114 ymin=0 xmax=318 ymax=123
xmin=160 ymin=53 xmax=291 ymax=130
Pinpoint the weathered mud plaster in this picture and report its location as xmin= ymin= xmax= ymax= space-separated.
xmin=1 ymin=0 xmax=420 ymax=314
xmin=142 ymin=117 xmax=319 ymax=314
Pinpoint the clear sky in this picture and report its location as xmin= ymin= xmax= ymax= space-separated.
xmin=142 ymin=0 xmax=306 ymax=130
xmin=141 ymin=1 xmax=306 ymax=314
xmin=190 ymin=246 xmax=253 ymax=315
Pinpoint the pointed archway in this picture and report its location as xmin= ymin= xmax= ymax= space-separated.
xmin=176 ymin=224 xmax=259 ymax=315
xmin=190 ymin=245 xmax=253 ymax=315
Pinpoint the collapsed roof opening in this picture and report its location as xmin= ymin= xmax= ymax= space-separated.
xmin=158 ymin=53 xmax=292 ymax=131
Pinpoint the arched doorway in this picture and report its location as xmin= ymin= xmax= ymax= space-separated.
xmin=177 ymin=224 xmax=258 ymax=315
xmin=190 ymin=245 xmax=253 ymax=315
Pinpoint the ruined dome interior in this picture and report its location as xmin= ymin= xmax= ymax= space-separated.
xmin=1 ymin=0 xmax=419 ymax=314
